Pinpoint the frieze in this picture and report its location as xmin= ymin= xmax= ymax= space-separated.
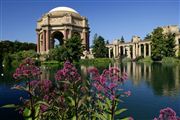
xmin=50 ymin=18 xmax=63 ymax=24
xmin=72 ymin=19 xmax=82 ymax=26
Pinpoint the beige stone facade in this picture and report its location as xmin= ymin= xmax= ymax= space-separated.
xmin=36 ymin=7 xmax=90 ymax=54
xmin=107 ymin=25 xmax=180 ymax=59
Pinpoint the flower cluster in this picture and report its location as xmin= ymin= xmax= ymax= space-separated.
xmin=29 ymin=79 xmax=52 ymax=94
xmin=154 ymin=107 xmax=180 ymax=120
xmin=13 ymin=58 xmax=41 ymax=79
xmin=88 ymin=67 xmax=128 ymax=100
xmin=55 ymin=61 xmax=81 ymax=85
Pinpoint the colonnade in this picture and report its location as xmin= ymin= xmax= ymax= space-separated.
xmin=107 ymin=41 xmax=151 ymax=59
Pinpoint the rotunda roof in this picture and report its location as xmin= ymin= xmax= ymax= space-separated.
xmin=49 ymin=6 xmax=79 ymax=14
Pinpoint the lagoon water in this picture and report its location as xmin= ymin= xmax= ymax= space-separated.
xmin=0 ymin=62 xmax=180 ymax=120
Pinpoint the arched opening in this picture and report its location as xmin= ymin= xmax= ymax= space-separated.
xmin=51 ymin=31 xmax=64 ymax=48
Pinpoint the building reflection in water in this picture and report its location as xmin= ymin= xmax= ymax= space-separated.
xmin=41 ymin=63 xmax=180 ymax=97
xmin=123 ymin=62 xmax=180 ymax=96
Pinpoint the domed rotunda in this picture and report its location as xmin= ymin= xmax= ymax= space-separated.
xmin=36 ymin=7 xmax=90 ymax=54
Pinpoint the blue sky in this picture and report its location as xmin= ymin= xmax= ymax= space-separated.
xmin=0 ymin=0 xmax=179 ymax=45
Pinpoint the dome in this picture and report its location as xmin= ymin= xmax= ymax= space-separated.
xmin=49 ymin=6 xmax=79 ymax=14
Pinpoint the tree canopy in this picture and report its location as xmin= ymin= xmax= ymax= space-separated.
xmin=48 ymin=35 xmax=84 ymax=62
xmin=151 ymin=27 xmax=176 ymax=61
xmin=92 ymin=34 xmax=108 ymax=58
xmin=0 ymin=40 xmax=36 ymax=56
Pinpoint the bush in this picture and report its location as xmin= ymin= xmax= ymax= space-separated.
xmin=11 ymin=50 xmax=37 ymax=62
xmin=137 ymin=57 xmax=153 ymax=63
xmin=162 ymin=57 xmax=180 ymax=64
xmin=121 ymin=57 xmax=131 ymax=63
xmin=80 ymin=58 xmax=112 ymax=67
xmin=11 ymin=60 xmax=21 ymax=68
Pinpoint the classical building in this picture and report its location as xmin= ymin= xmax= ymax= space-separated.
xmin=36 ymin=7 xmax=90 ymax=54
xmin=107 ymin=25 xmax=180 ymax=59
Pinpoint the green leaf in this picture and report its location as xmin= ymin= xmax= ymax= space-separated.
xmin=97 ymin=100 xmax=103 ymax=109
xmin=34 ymin=105 xmax=40 ymax=118
xmin=78 ymin=96 xmax=86 ymax=108
xmin=120 ymin=117 xmax=131 ymax=120
xmin=93 ymin=113 xmax=106 ymax=120
xmin=105 ymin=98 xmax=111 ymax=109
xmin=68 ymin=97 xmax=75 ymax=106
xmin=115 ymin=108 xmax=127 ymax=115
xmin=23 ymin=107 xmax=31 ymax=117
xmin=34 ymin=101 xmax=49 ymax=107
xmin=1 ymin=104 xmax=17 ymax=108
xmin=60 ymin=81 xmax=71 ymax=84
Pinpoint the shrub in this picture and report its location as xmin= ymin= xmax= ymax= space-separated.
xmin=137 ymin=57 xmax=153 ymax=63
xmin=122 ymin=57 xmax=132 ymax=63
xmin=80 ymin=58 xmax=112 ymax=67
xmin=162 ymin=57 xmax=180 ymax=64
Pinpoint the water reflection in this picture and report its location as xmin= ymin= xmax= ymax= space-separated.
xmin=39 ymin=63 xmax=180 ymax=97
xmin=123 ymin=63 xmax=180 ymax=96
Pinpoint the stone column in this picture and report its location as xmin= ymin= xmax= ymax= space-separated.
xmin=43 ymin=30 xmax=46 ymax=52
xmin=144 ymin=44 xmax=146 ymax=57
xmin=127 ymin=46 xmax=131 ymax=58
xmin=46 ymin=29 xmax=49 ymax=53
xmin=133 ymin=44 xmax=136 ymax=59
xmin=148 ymin=44 xmax=151 ymax=56
xmin=69 ymin=29 xmax=72 ymax=38
xmin=113 ymin=46 xmax=116 ymax=58
xmin=123 ymin=46 xmax=126 ymax=55
xmin=139 ymin=44 xmax=141 ymax=56
xmin=116 ymin=45 xmax=119 ymax=57
xmin=119 ymin=45 xmax=121 ymax=56
xmin=136 ymin=44 xmax=138 ymax=57
xmin=108 ymin=48 xmax=111 ymax=58
xmin=37 ymin=33 xmax=40 ymax=53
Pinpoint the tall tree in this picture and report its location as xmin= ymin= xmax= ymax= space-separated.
xmin=164 ymin=33 xmax=176 ymax=57
xmin=151 ymin=27 xmax=176 ymax=61
xmin=120 ymin=36 xmax=125 ymax=43
xmin=92 ymin=34 xmax=108 ymax=58
xmin=49 ymin=34 xmax=84 ymax=62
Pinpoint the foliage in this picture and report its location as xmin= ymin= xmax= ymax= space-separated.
xmin=162 ymin=57 xmax=180 ymax=65
xmin=120 ymin=36 xmax=125 ymax=43
xmin=137 ymin=56 xmax=153 ymax=63
xmin=144 ymin=34 xmax=151 ymax=40
xmin=163 ymin=33 xmax=176 ymax=57
xmin=48 ymin=35 xmax=84 ymax=62
xmin=80 ymin=58 xmax=112 ymax=67
xmin=2 ymin=53 xmax=12 ymax=68
xmin=121 ymin=57 xmax=131 ymax=63
xmin=0 ymin=40 xmax=36 ymax=57
xmin=151 ymin=27 xmax=176 ymax=61
xmin=11 ymin=50 xmax=37 ymax=61
xmin=92 ymin=34 xmax=108 ymax=58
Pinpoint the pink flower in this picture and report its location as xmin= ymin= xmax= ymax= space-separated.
xmin=40 ymin=104 xmax=48 ymax=113
xmin=43 ymin=95 xmax=49 ymax=101
xmin=108 ymin=83 xmax=117 ymax=89
xmin=129 ymin=117 xmax=134 ymax=120
xmin=154 ymin=107 xmax=180 ymax=120
xmin=124 ymin=91 xmax=131 ymax=97
xmin=110 ymin=95 xmax=115 ymax=100
xmin=13 ymin=58 xmax=41 ymax=80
